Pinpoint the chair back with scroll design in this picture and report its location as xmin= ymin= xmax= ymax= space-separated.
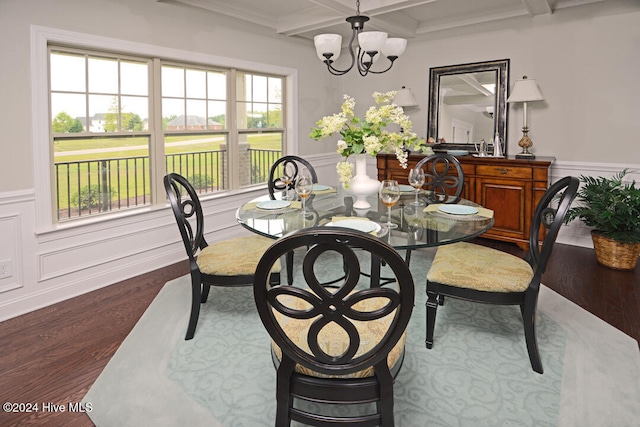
xmin=253 ymin=227 xmax=415 ymax=426
xmin=268 ymin=155 xmax=318 ymax=200
xmin=414 ymin=153 xmax=464 ymax=204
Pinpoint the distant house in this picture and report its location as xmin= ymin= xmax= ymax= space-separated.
xmin=167 ymin=115 xmax=222 ymax=131
xmin=78 ymin=113 xmax=108 ymax=132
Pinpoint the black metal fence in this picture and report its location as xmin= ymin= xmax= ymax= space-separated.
xmin=54 ymin=148 xmax=282 ymax=221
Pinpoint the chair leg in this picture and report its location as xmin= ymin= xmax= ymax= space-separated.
xmin=425 ymin=288 xmax=439 ymax=349
xmin=521 ymin=301 xmax=544 ymax=374
xmin=200 ymin=283 xmax=211 ymax=303
xmin=185 ymin=276 xmax=202 ymax=340
xmin=276 ymin=359 xmax=295 ymax=427
xmin=376 ymin=363 xmax=395 ymax=427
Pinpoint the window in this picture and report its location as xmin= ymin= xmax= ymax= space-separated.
xmin=48 ymin=45 xmax=286 ymax=222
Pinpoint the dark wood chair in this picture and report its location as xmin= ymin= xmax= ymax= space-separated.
xmin=405 ymin=153 xmax=465 ymax=265
xmin=164 ymin=173 xmax=280 ymax=340
xmin=253 ymin=227 xmax=415 ymax=426
xmin=268 ymin=155 xmax=318 ymax=200
xmin=425 ymin=176 xmax=579 ymax=373
xmin=268 ymin=155 xmax=319 ymax=284
xmin=414 ymin=152 xmax=465 ymax=204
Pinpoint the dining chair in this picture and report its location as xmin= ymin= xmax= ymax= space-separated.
xmin=405 ymin=152 xmax=465 ymax=265
xmin=268 ymin=155 xmax=319 ymax=285
xmin=425 ymin=176 xmax=579 ymax=373
xmin=253 ymin=227 xmax=415 ymax=426
xmin=164 ymin=173 xmax=280 ymax=340
xmin=268 ymin=155 xmax=318 ymax=200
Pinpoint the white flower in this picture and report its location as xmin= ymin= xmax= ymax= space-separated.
xmin=310 ymin=91 xmax=426 ymax=182
xmin=363 ymin=135 xmax=383 ymax=156
xmin=336 ymin=139 xmax=348 ymax=154
xmin=336 ymin=161 xmax=354 ymax=188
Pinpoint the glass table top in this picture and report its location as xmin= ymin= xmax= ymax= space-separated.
xmin=236 ymin=187 xmax=494 ymax=250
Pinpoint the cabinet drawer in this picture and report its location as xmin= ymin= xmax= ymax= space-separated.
xmin=476 ymin=165 xmax=532 ymax=179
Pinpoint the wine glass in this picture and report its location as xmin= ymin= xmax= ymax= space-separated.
xmin=408 ymin=167 xmax=425 ymax=206
xmin=279 ymin=165 xmax=293 ymax=201
xmin=295 ymin=169 xmax=313 ymax=217
xmin=379 ymin=180 xmax=401 ymax=229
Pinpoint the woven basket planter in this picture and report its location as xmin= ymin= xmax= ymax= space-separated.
xmin=591 ymin=231 xmax=640 ymax=271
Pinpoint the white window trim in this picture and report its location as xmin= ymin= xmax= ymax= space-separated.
xmin=30 ymin=25 xmax=298 ymax=234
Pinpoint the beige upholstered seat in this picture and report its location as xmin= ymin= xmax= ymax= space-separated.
xmin=427 ymin=242 xmax=533 ymax=293
xmin=197 ymin=235 xmax=280 ymax=276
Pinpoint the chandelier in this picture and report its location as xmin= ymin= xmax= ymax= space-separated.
xmin=313 ymin=0 xmax=407 ymax=76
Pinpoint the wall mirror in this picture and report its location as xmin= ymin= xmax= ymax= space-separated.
xmin=427 ymin=59 xmax=509 ymax=154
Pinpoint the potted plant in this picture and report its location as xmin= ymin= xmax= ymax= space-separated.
xmin=564 ymin=169 xmax=640 ymax=270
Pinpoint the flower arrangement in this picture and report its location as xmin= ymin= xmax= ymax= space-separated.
xmin=309 ymin=91 xmax=424 ymax=187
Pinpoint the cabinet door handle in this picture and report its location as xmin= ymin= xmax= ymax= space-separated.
xmin=495 ymin=167 xmax=511 ymax=175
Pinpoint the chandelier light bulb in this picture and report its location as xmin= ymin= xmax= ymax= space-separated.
xmin=314 ymin=34 xmax=342 ymax=62
xmin=383 ymin=38 xmax=407 ymax=58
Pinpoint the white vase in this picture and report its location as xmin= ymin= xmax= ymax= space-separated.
xmin=345 ymin=154 xmax=380 ymax=209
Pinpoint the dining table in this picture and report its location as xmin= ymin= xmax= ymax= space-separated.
xmin=235 ymin=183 xmax=494 ymax=252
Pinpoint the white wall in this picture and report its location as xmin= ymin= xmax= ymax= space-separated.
xmin=1 ymin=0 xmax=639 ymax=321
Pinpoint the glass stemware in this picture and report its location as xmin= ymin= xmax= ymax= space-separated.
xmin=379 ymin=180 xmax=401 ymax=229
xmin=295 ymin=169 xmax=313 ymax=217
xmin=280 ymin=165 xmax=294 ymax=201
xmin=408 ymin=167 xmax=425 ymax=206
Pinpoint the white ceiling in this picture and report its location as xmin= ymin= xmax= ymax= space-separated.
xmin=166 ymin=0 xmax=605 ymax=41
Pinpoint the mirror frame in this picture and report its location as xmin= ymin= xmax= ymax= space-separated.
xmin=427 ymin=59 xmax=510 ymax=153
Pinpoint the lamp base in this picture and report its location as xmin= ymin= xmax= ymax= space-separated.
xmin=515 ymin=152 xmax=536 ymax=159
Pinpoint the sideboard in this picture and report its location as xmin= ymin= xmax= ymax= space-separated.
xmin=376 ymin=153 xmax=555 ymax=249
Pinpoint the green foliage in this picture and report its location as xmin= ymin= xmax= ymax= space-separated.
xmin=69 ymin=118 xmax=84 ymax=133
xmin=188 ymin=174 xmax=214 ymax=190
xmin=53 ymin=112 xmax=83 ymax=133
xmin=122 ymin=112 xmax=144 ymax=131
xmin=71 ymin=185 xmax=116 ymax=210
xmin=564 ymin=169 xmax=640 ymax=243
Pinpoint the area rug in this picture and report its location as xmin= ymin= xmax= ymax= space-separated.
xmin=83 ymin=249 xmax=640 ymax=426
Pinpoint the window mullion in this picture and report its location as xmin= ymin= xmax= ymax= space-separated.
xmin=227 ymin=68 xmax=239 ymax=190
xmin=150 ymin=58 xmax=164 ymax=204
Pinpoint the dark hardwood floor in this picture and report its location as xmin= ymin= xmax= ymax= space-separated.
xmin=1 ymin=241 xmax=638 ymax=426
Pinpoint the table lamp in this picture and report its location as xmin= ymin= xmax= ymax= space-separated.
xmin=394 ymin=86 xmax=418 ymax=108
xmin=507 ymin=76 xmax=544 ymax=159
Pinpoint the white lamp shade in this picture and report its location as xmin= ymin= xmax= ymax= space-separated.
xmin=507 ymin=76 xmax=544 ymax=103
xmin=314 ymin=34 xmax=342 ymax=61
xmin=358 ymin=31 xmax=387 ymax=53
xmin=394 ymin=87 xmax=418 ymax=107
xmin=382 ymin=38 xmax=407 ymax=57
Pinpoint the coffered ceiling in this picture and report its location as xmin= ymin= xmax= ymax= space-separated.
xmin=164 ymin=0 xmax=605 ymax=41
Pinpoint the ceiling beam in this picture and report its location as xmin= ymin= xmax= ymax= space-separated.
xmin=520 ymin=0 xmax=553 ymax=16
xmin=278 ymin=0 xmax=424 ymax=38
xmin=172 ymin=0 xmax=278 ymax=28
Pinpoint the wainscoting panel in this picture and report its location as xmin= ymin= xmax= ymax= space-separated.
xmin=0 ymin=212 xmax=23 ymax=294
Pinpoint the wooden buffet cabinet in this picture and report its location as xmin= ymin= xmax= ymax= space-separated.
xmin=377 ymin=153 xmax=555 ymax=249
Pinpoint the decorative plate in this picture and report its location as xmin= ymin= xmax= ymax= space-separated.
xmin=438 ymin=205 xmax=478 ymax=215
xmin=447 ymin=149 xmax=469 ymax=156
xmin=312 ymin=184 xmax=331 ymax=191
xmin=327 ymin=220 xmax=381 ymax=234
xmin=256 ymin=200 xmax=291 ymax=210
xmin=399 ymin=184 xmax=415 ymax=192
